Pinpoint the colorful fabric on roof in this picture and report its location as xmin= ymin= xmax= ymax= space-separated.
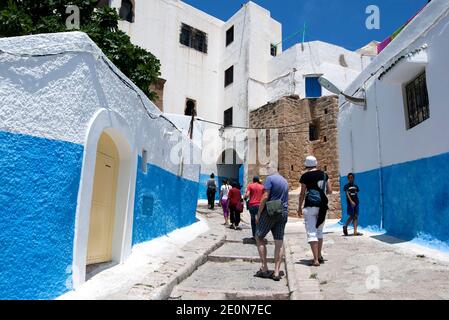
xmin=377 ymin=2 xmax=430 ymax=54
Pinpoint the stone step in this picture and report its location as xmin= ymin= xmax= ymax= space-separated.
xmin=170 ymin=261 xmax=290 ymax=300
xmin=208 ymin=242 xmax=276 ymax=263
xmin=224 ymin=226 xmax=275 ymax=243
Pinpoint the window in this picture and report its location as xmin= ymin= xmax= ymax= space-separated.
xmin=97 ymin=0 xmax=111 ymax=8
xmin=226 ymin=26 xmax=234 ymax=46
xmin=224 ymin=108 xmax=233 ymax=127
xmin=405 ymin=72 xmax=430 ymax=129
xmin=225 ymin=66 xmax=234 ymax=87
xmin=305 ymin=76 xmax=322 ymax=98
xmin=119 ymin=0 xmax=134 ymax=23
xmin=270 ymin=44 xmax=277 ymax=57
xmin=185 ymin=98 xmax=197 ymax=116
xmin=309 ymin=121 xmax=319 ymax=141
xmin=180 ymin=23 xmax=208 ymax=53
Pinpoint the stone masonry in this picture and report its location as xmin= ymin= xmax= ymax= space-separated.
xmin=149 ymin=77 xmax=166 ymax=112
xmin=248 ymin=95 xmax=341 ymax=218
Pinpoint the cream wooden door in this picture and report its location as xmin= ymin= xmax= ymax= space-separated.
xmin=87 ymin=134 xmax=119 ymax=265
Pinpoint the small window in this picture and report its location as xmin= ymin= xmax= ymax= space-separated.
xmin=306 ymin=76 xmax=322 ymax=98
xmin=225 ymin=66 xmax=234 ymax=87
xmin=142 ymin=149 xmax=148 ymax=174
xmin=309 ymin=122 xmax=319 ymax=141
xmin=119 ymin=0 xmax=134 ymax=23
xmin=226 ymin=26 xmax=234 ymax=46
xmin=185 ymin=98 xmax=197 ymax=116
xmin=180 ymin=23 xmax=208 ymax=53
xmin=405 ymin=72 xmax=430 ymax=129
xmin=224 ymin=108 xmax=233 ymax=127
xmin=270 ymin=44 xmax=277 ymax=57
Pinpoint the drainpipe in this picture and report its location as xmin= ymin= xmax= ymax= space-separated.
xmin=373 ymin=81 xmax=385 ymax=229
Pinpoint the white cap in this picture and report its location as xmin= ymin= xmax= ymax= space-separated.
xmin=305 ymin=156 xmax=317 ymax=168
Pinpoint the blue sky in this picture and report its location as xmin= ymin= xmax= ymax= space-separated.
xmin=183 ymin=0 xmax=429 ymax=51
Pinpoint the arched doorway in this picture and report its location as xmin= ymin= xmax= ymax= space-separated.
xmin=217 ymin=149 xmax=243 ymax=189
xmin=72 ymin=109 xmax=136 ymax=288
xmin=86 ymin=132 xmax=119 ymax=265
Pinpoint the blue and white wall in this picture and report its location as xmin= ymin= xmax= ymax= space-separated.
xmin=338 ymin=0 xmax=449 ymax=243
xmin=0 ymin=32 xmax=200 ymax=299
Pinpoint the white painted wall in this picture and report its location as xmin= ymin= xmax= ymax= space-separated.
xmin=338 ymin=0 xmax=449 ymax=176
xmin=111 ymin=0 xmax=364 ymax=186
xmin=113 ymin=0 xmax=282 ymax=127
xmin=0 ymin=31 xmax=201 ymax=287
xmin=248 ymin=41 xmax=364 ymax=111
xmin=113 ymin=0 xmax=223 ymax=122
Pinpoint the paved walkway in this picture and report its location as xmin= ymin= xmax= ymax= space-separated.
xmin=62 ymin=205 xmax=449 ymax=300
xmin=286 ymin=220 xmax=449 ymax=300
xmin=170 ymin=208 xmax=290 ymax=300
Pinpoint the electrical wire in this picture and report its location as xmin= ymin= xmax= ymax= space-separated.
xmin=195 ymin=111 xmax=332 ymax=130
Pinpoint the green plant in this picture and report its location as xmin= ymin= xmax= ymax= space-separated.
xmin=0 ymin=0 xmax=160 ymax=100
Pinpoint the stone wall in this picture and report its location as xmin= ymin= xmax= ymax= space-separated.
xmin=248 ymin=95 xmax=341 ymax=218
xmin=149 ymin=78 xmax=166 ymax=112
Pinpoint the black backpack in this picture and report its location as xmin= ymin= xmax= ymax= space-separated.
xmin=305 ymin=172 xmax=327 ymax=206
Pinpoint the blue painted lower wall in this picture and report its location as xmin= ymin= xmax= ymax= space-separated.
xmin=198 ymin=165 xmax=244 ymax=201
xmin=132 ymin=157 xmax=198 ymax=245
xmin=198 ymin=174 xmax=223 ymax=201
xmin=340 ymin=151 xmax=449 ymax=243
xmin=0 ymin=131 xmax=200 ymax=299
xmin=0 ymin=130 xmax=84 ymax=300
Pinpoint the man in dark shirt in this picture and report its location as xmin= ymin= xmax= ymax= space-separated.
xmin=343 ymin=173 xmax=362 ymax=236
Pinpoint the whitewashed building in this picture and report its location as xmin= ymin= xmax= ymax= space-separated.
xmin=111 ymin=0 xmax=368 ymax=198
xmin=0 ymin=32 xmax=200 ymax=299
xmin=338 ymin=0 xmax=449 ymax=243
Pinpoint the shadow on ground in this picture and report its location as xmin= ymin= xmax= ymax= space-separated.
xmin=370 ymin=234 xmax=413 ymax=244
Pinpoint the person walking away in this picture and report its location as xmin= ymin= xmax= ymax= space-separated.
xmin=206 ymin=173 xmax=217 ymax=210
xmin=228 ymin=182 xmax=243 ymax=230
xmin=255 ymin=164 xmax=289 ymax=281
xmin=343 ymin=173 xmax=362 ymax=236
xmin=219 ymin=179 xmax=231 ymax=225
xmin=298 ymin=156 xmax=332 ymax=267
xmin=244 ymin=176 xmax=264 ymax=241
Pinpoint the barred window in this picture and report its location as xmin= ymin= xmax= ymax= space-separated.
xmin=405 ymin=72 xmax=429 ymax=129
xmin=180 ymin=23 xmax=208 ymax=54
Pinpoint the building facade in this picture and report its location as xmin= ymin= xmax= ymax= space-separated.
xmin=248 ymin=95 xmax=341 ymax=218
xmin=338 ymin=0 xmax=449 ymax=243
xmin=110 ymin=0 xmax=368 ymax=200
xmin=0 ymin=32 xmax=200 ymax=299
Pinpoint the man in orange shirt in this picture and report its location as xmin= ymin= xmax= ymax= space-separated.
xmin=244 ymin=176 xmax=264 ymax=240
